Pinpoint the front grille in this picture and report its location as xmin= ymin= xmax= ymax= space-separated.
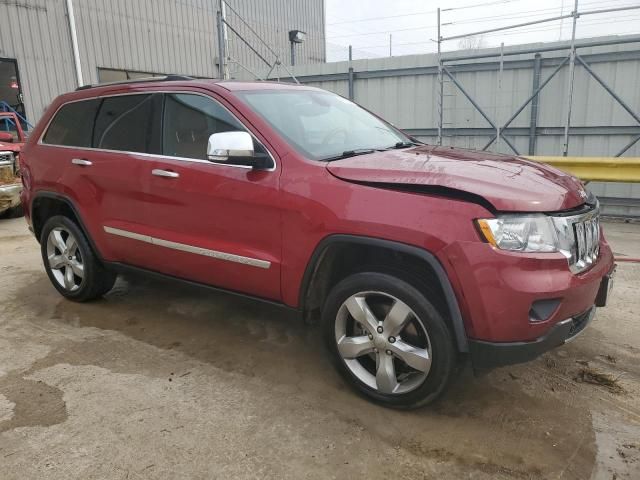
xmin=551 ymin=203 xmax=600 ymax=274
xmin=0 ymin=151 xmax=14 ymax=167
xmin=573 ymin=215 xmax=600 ymax=271
xmin=0 ymin=151 xmax=16 ymax=183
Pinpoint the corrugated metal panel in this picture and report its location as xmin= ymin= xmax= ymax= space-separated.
xmin=0 ymin=0 xmax=325 ymax=124
xmin=263 ymin=37 xmax=640 ymax=216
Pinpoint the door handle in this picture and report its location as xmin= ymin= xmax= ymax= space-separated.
xmin=71 ymin=158 xmax=92 ymax=166
xmin=152 ymin=169 xmax=180 ymax=178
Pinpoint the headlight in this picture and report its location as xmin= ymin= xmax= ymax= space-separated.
xmin=476 ymin=214 xmax=558 ymax=253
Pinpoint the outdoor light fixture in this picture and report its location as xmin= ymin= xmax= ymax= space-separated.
xmin=289 ymin=29 xmax=306 ymax=66
xmin=289 ymin=29 xmax=306 ymax=43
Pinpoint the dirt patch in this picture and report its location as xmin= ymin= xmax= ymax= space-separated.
xmin=575 ymin=367 xmax=625 ymax=394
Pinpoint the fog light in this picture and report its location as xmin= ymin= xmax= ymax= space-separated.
xmin=529 ymin=299 xmax=561 ymax=322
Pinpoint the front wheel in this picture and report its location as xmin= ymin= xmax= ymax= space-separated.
xmin=322 ymin=272 xmax=456 ymax=409
xmin=40 ymin=215 xmax=116 ymax=302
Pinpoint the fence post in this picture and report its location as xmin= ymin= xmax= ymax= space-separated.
xmin=562 ymin=0 xmax=579 ymax=156
xmin=437 ymin=8 xmax=443 ymax=145
xmin=528 ymin=53 xmax=542 ymax=155
xmin=348 ymin=45 xmax=354 ymax=101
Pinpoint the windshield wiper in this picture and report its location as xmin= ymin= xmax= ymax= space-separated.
xmin=323 ymin=149 xmax=376 ymax=161
xmin=391 ymin=141 xmax=419 ymax=149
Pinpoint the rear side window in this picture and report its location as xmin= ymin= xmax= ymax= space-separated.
xmin=42 ymin=99 xmax=100 ymax=147
xmin=93 ymin=94 xmax=162 ymax=154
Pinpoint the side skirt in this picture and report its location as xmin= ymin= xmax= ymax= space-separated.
xmin=106 ymin=261 xmax=301 ymax=315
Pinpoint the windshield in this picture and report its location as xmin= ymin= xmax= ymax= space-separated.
xmin=235 ymin=89 xmax=410 ymax=160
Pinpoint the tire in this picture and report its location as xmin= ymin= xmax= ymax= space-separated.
xmin=322 ymin=272 xmax=456 ymax=409
xmin=40 ymin=215 xmax=116 ymax=302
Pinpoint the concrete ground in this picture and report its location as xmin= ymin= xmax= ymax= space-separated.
xmin=0 ymin=217 xmax=638 ymax=480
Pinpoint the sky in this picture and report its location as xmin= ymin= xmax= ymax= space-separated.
xmin=324 ymin=0 xmax=640 ymax=61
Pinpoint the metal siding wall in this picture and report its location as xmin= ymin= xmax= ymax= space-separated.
xmin=266 ymin=38 xmax=640 ymax=216
xmin=0 ymin=0 xmax=77 ymax=122
xmin=0 ymin=0 xmax=324 ymax=124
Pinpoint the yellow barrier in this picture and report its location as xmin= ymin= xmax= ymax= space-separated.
xmin=524 ymin=156 xmax=640 ymax=183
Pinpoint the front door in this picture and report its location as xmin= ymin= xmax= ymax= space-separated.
xmin=138 ymin=92 xmax=282 ymax=301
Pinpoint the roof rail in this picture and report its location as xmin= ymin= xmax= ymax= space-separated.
xmin=75 ymin=74 xmax=194 ymax=91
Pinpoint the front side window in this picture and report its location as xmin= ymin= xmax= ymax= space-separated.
xmin=42 ymin=99 xmax=101 ymax=147
xmin=235 ymin=90 xmax=409 ymax=160
xmin=93 ymin=94 xmax=162 ymax=153
xmin=162 ymin=93 xmax=248 ymax=160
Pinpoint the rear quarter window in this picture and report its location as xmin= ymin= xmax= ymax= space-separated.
xmin=42 ymin=99 xmax=101 ymax=147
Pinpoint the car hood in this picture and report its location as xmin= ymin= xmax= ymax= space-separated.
xmin=0 ymin=142 xmax=22 ymax=153
xmin=326 ymin=145 xmax=587 ymax=212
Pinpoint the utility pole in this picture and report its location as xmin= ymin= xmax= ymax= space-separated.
xmin=348 ymin=45 xmax=354 ymax=100
xmin=562 ymin=0 xmax=579 ymax=156
xmin=216 ymin=0 xmax=229 ymax=79
xmin=437 ymin=8 xmax=443 ymax=146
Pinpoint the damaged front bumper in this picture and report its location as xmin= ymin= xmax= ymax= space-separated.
xmin=0 ymin=183 xmax=22 ymax=214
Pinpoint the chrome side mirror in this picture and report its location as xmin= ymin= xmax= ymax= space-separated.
xmin=207 ymin=131 xmax=254 ymax=162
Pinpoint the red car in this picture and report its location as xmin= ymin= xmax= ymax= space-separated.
xmin=0 ymin=112 xmax=26 ymax=217
xmin=19 ymin=77 xmax=615 ymax=408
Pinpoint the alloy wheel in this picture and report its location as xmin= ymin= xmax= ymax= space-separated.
xmin=334 ymin=291 xmax=432 ymax=395
xmin=46 ymin=227 xmax=84 ymax=292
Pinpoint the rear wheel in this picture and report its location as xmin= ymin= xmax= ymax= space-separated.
xmin=323 ymin=272 xmax=455 ymax=408
xmin=40 ymin=215 xmax=116 ymax=301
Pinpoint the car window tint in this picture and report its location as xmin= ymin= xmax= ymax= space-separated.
xmin=42 ymin=99 xmax=101 ymax=147
xmin=93 ymin=94 xmax=162 ymax=153
xmin=163 ymin=93 xmax=255 ymax=160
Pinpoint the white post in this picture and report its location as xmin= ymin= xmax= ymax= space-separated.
xmin=65 ymin=0 xmax=84 ymax=86
xmin=437 ymin=8 xmax=443 ymax=145
xmin=562 ymin=0 xmax=579 ymax=156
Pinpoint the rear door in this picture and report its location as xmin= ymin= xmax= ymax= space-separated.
xmin=40 ymin=93 xmax=161 ymax=264
xmin=138 ymin=91 xmax=282 ymax=300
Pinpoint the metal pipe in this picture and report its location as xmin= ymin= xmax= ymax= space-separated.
xmin=528 ymin=53 xmax=542 ymax=155
xmin=389 ymin=34 xmax=392 ymax=57
xmin=496 ymin=42 xmax=504 ymax=152
xmin=576 ymin=55 xmax=640 ymax=125
xmin=228 ymin=56 xmax=264 ymax=80
xmin=290 ymin=41 xmax=296 ymax=66
xmin=220 ymin=0 xmax=230 ymax=79
xmin=348 ymin=45 xmax=354 ymax=100
xmin=442 ymin=67 xmax=496 ymax=129
xmin=441 ymin=5 xmax=640 ymax=43
xmin=65 ymin=0 xmax=84 ymax=86
xmin=499 ymin=56 xmax=569 ymax=136
xmin=437 ymin=8 xmax=443 ymax=146
xmin=443 ymin=66 xmax=519 ymax=155
xmin=562 ymin=0 xmax=579 ymax=157
xmin=216 ymin=2 xmax=226 ymax=79
xmin=579 ymin=5 xmax=640 ymax=17
xmin=442 ymin=13 xmax=574 ymax=42
xmin=442 ymin=35 xmax=640 ymax=62
xmin=224 ymin=20 xmax=272 ymax=67
xmin=616 ymin=135 xmax=640 ymax=157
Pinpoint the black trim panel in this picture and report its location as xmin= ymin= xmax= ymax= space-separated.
xmin=299 ymin=234 xmax=469 ymax=352
xmin=107 ymin=262 xmax=296 ymax=313
xmin=469 ymin=306 xmax=596 ymax=369
xmin=30 ymin=192 xmax=101 ymax=256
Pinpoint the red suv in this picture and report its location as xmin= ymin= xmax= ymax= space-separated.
xmin=20 ymin=77 xmax=615 ymax=408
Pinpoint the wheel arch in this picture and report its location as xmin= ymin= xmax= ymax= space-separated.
xmin=299 ymin=235 xmax=468 ymax=352
xmin=30 ymin=192 xmax=101 ymax=258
